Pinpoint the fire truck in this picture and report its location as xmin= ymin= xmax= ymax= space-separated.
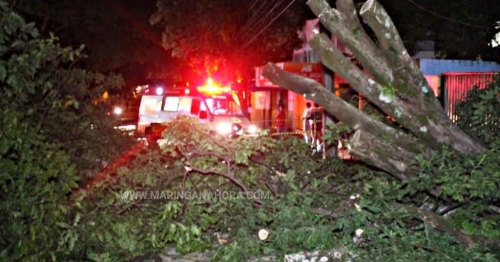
xmin=137 ymin=78 xmax=258 ymax=139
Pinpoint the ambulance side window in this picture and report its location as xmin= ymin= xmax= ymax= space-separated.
xmin=178 ymin=97 xmax=192 ymax=114
xmin=163 ymin=96 xmax=180 ymax=111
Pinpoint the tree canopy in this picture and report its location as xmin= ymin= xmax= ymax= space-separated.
xmin=8 ymin=0 xmax=500 ymax=86
xmin=150 ymin=0 xmax=313 ymax=85
xmin=10 ymin=0 xmax=186 ymax=87
xmin=0 ymin=3 xmax=134 ymax=260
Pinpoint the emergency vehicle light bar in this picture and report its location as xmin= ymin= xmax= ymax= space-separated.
xmin=196 ymin=77 xmax=232 ymax=94
xmin=196 ymin=85 xmax=231 ymax=94
xmin=140 ymin=77 xmax=232 ymax=96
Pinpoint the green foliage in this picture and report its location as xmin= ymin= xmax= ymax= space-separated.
xmin=455 ymin=74 xmax=500 ymax=145
xmin=404 ymin=78 xmax=500 ymax=242
xmin=3 ymin=5 xmax=500 ymax=261
xmin=386 ymin=78 xmax=500 ymax=260
xmin=7 ymin=110 xmax=492 ymax=262
xmin=136 ymin=115 xmax=497 ymax=261
xmin=12 ymin=0 xmax=177 ymax=84
xmin=0 ymin=4 xmax=134 ymax=261
xmin=58 ymin=114 xmax=341 ymax=261
xmin=144 ymin=80 xmax=500 ymax=261
xmin=150 ymin=0 xmax=308 ymax=82
xmin=67 ymin=149 xmax=214 ymax=259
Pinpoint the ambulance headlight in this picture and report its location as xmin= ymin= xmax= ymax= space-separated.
xmin=248 ymin=125 xmax=258 ymax=134
xmin=216 ymin=123 xmax=232 ymax=134
xmin=113 ymin=107 xmax=123 ymax=115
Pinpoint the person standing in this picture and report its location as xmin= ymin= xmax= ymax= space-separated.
xmin=301 ymin=102 xmax=312 ymax=143
xmin=275 ymin=104 xmax=286 ymax=133
xmin=311 ymin=103 xmax=324 ymax=154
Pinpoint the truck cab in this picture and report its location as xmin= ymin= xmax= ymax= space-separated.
xmin=138 ymin=80 xmax=258 ymax=138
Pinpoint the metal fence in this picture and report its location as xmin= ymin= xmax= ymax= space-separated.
xmin=442 ymin=72 xmax=499 ymax=141
xmin=442 ymin=72 xmax=497 ymax=122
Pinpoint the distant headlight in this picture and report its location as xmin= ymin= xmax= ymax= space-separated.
xmin=216 ymin=123 xmax=232 ymax=134
xmin=113 ymin=107 xmax=123 ymax=115
xmin=114 ymin=125 xmax=136 ymax=131
xmin=248 ymin=125 xmax=258 ymax=134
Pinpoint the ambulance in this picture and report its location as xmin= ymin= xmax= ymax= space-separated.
xmin=137 ymin=78 xmax=258 ymax=138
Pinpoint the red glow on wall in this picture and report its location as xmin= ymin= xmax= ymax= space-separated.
xmin=443 ymin=72 xmax=497 ymax=121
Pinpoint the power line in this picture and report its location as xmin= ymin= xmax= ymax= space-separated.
xmin=238 ymin=0 xmax=262 ymax=25
xmin=242 ymin=0 xmax=260 ymax=17
xmin=243 ymin=0 xmax=297 ymax=48
xmin=242 ymin=0 xmax=274 ymax=26
xmin=405 ymin=0 xmax=494 ymax=30
xmin=240 ymin=0 xmax=285 ymax=38
xmin=244 ymin=0 xmax=287 ymax=36
xmin=240 ymin=0 xmax=256 ymax=11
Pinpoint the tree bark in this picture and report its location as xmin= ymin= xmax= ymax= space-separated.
xmin=305 ymin=0 xmax=485 ymax=156
xmin=261 ymin=63 xmax=415 ymax=148
xmin=350 ymin=129 xmax=420 ymax=179
xmin=259 ymin=0 xmax=496 ymax=254
xmin=262 ymin=63 xmax=432 ymax=179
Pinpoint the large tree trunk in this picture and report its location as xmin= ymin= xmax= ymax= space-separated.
xmin=259 ymin=0 xmax=496 ymax=254
xmin=308 ymin=0 xmax=485 ymax=155
xmin=262 ymin=63 xmax=427 ymax=179
xmin=262 ymin=0 xmax=486 ymax=178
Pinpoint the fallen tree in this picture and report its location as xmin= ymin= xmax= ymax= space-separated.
xmin=262 ymin=0 xmax=499 ymax=253
xmin=262 ymin=0 xmax=486 ymax=179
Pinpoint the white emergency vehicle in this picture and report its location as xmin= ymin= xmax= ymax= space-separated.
xmin=137 ymin=79 xmax=258 ymax=138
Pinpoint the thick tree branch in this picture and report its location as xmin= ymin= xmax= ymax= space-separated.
xmin=359 ymin=0 xmax=435 ymax=104
xmin=306 ymin=0 xmax=485 ymax=156
xmin=395 ymin=203 xmax=500 ymax=251
xmin=336 ymin=0 xmax=364 ymax=34
xmin=307 ymin=0 xmax=394 ymax=87
xmin=309 ymin=34 xmax=440 ymax=143
xmin=359 ymin=0 xmax=411 ymax=63
xmin=262 ymin=62 xmax=415 ymax=147
xmin=261 ymin=62 xmax=443 ymax=178
xmin=310 ymin=0 xmax=420 ymax=104
xmin=350 ymin=129 xmax=420 ymax=179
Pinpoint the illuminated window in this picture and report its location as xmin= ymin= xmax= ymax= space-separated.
xmin=142 ymin=96 xmax=163 ymax=115
xmin=178 ymin=97 xmax=192 ymax=114
xmin=163 ymin=96 xmax=180 ymax=111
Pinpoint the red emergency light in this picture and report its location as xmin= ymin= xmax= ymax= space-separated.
xmin=196 ymin=77 xmax=231 ymax=95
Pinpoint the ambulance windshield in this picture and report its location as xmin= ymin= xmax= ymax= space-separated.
xmin=205 ymin=96 xmax=243 ymax=116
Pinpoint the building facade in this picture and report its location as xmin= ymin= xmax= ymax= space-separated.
xmin=251 ymin=18 xmax=500 ymax=131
